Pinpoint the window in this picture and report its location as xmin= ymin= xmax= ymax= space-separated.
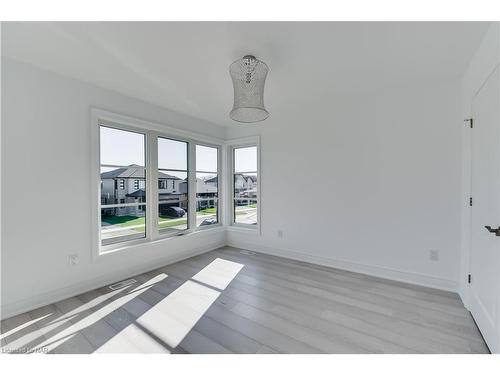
xmin=196 ymin=145 xmax=219 ymax=227
xmin=134 ymin=179 xmax=145 ymax=190
xmin=233 ymin=146 xmax=258 ymax=226
xmin=99 ymin=125 xmax=146 ymax=246
xmin=158 ymin=137 xmax=188 ymax=234
xmin=94 ymin=110 xmax=226 ymax=253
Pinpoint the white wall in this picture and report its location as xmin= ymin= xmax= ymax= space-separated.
xmin=1 ymin=58 xmax=226 ymax=318
xmin=226 ymin=81 xmax=463 ymax=291
xmin=459 ymin=23 xmax=500 ymax=306
xmin=0 ymin=48 xmax=476 ymax=318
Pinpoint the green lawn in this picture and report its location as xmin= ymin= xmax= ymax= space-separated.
xmin=197 ymin=207 xmax=217 ymax=215
xmin=102 ymin=215 xmax=145 ymax=227
xmin=159 ymin=218 xmax=187 ymax=229
xmin=235 ymin=204 xmax=257 ymax=210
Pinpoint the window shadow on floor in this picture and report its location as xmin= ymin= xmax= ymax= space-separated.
xmin=0 ymin=256 xmax=245 ymax=354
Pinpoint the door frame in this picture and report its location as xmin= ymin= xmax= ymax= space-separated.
xmin=462 ymin=64 xmax=500 ymax=353
xmin=462 ymin=64 xmax=500 ymax=309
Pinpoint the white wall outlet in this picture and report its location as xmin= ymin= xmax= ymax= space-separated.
xmin=277 ymin=230 xmax=284 ymax=239
xmin=430 ymin=250 xmax=439 ymax=261
xmin=69 ymin=253 xmax=79 ymax=266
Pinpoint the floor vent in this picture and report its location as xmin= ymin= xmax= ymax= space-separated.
xmin=109 ymin=278 xmax=137 ymax=290
xmin=239 ymin=250 xmax=256 ymax=256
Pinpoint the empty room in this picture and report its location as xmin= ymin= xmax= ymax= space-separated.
xmin=2 ymin=3 xmax=500 ymax=369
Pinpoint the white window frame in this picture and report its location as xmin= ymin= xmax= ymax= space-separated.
xmin=225 ymin=136 xmax=261 ymax=233
xmin=90 ymin=108 xmax=225 ymax=260
xmin=99 ymin=122 xmax=148 ymax=247
xmin=195 ymin=142 xmax=222 ymax=231
xmin=156 ymin=135 xmax=191 ymax=236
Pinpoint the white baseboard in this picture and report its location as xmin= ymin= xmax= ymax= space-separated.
xmin=1 ymin=241 xmax=225 ymax=320
xmin=227 ymin=240 xmax=459 ymax=292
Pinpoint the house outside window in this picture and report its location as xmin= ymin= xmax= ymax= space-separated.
xmin=196 ymin=144 xmax=219 ymax=227
xmin=99 ymin=125 xmax=146 ymax=246
xmin=232 ymin=145 xmax=258 ymax=226
xmin=157 ymin=137 xmax=189 ymax=234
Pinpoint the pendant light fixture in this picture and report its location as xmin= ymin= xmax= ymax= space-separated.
xmin=229 ymin=55 xmax=269 ymax=123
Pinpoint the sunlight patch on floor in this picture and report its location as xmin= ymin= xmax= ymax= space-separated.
xmin=0 ymin=313 xmax=52 ymax=342
xmin=49 ymin=288 xmax=125 ymax=325
xmin=136 ymin=280 xmax=220 ymax=349
xmin=2 ymin=258 xmax=245 ymax=353
xmin=94 ymin=323 xmax=170 ymax=353
xmin=192 ymin=258 xmax=244 ymax=290
xmin=31 ymin=273 xmax=168 ymax=353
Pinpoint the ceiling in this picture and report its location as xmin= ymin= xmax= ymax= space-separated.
xmin=2 ymin=22 xmax=490 ymax=127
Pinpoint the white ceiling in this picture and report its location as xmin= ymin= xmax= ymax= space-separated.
xmin=2 ymin=22 xmax=490 ymax=127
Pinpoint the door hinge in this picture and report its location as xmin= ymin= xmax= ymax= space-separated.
xmin=468 ymin=274 xmax=472 ymax=284
xmin=469 ymin=197 xmax=473 ymax=206
xmin=465 ymin=118 xmax=473 ymax=128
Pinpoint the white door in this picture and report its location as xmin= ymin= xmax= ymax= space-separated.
xmin=470 ymin=66 xmax=500 ymax=353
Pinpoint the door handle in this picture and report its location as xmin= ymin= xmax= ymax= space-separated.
xmin=485 ymin=226 xmax=500 ymax=236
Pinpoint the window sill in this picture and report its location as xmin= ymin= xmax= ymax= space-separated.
xmin=226 ymin=224 xmax=260 ymax=234
xmin=95 ymin=225 xmax=225 ymax=261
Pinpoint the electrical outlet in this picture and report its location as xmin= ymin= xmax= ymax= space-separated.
xmin=69 ymin=254 xmax=79 ymax=266
xmin=277 ymin=230 xmax=284 ymax=239
xmin=430 ymin=250 xmax=439 ymax=261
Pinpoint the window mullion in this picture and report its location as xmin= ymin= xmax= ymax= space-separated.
xmin=148 ymin=132 xmax=158 ymax=240
xmin=227 ymin=146 xmax=234 ymax=226
xmin=188 ymin=142 xmax=197 ymax=231
xmin=220 ymin=144 xmax=227 ymax=226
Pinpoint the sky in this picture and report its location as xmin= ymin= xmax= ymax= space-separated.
xmin=158 ymin=137 xmax=188 ymax=170
xmin=100 ymin=125 xmax=256 ymax=173
xmin=234 ymin=146 xmax=257 ymax=172
xmin=100 ymin=126 xmax=145 ymax=166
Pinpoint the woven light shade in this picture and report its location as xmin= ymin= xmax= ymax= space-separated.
xmin=229 ymin=55 xmax=269 ymax=123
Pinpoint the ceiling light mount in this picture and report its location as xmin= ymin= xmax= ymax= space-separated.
xmin=229 ymin=55 xmax=269 ymax=123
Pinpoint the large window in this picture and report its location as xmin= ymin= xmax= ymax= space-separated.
xmin=196 ymin=145 xmax=219 ymax=227
xmin=95 ymin=111 xmax=230 ymax=252
xmin=233 ymin=146 xmax=258 ymax=226
xmin=99 ymin=125 xmax=146 ymax=246
xmin=158 ymin=137 xmax=189 ymax=234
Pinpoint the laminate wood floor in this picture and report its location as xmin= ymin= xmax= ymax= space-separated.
xmin=0 ymin=247 xmax=490 ymax=354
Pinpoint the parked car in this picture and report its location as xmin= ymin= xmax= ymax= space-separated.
xmin=161 ymin=206 xmax=186 ymax=218
xmin=200 ymin=217 xmax=217 ymax=226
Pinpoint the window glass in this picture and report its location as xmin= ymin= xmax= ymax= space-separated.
xmin=234 ymin=146 xmax=257 ymax=173
xmin=233 ymin=146 xmax=257 ymax=226
xmin=196 ymin=145 xmax=218 ymax=172
xmin=158 ymin=137 xmax=188 ymax=170
xmin=99 ymin=126 xmax=146 ymax=246
xmin=196 ymin=145 xmax=218 ymax=227
xmin=158 ymin=138 xmax=189 ymax=233
xmin=100 ymin=126 xmax=145 ymax=167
